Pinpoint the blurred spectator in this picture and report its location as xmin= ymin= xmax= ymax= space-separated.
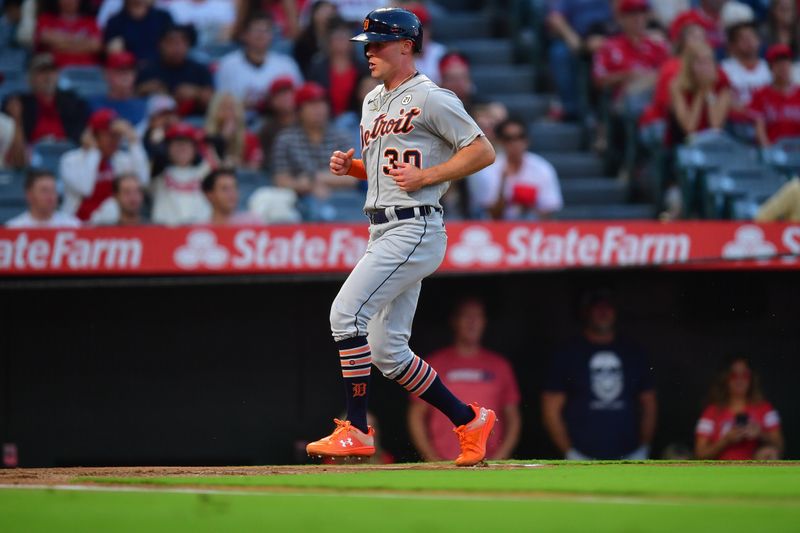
xmin=650 ymin=0 xmax=690 ymax=30
xmin=406 ymin=3 xmax=445 ymax=84
xmin=469 ymin=117 xmax=563 ymax=220
xmin=136 ymin=24 xmax=214 ymax=115
xmin=672 ymin=0 xmax=728 ymax=54
xmin=201 ymin=167 xmax=262 ymax=224
xmin=215 ymin=11 xmax=303 ymax=111
xmin=2 ymin=53 xmax=90 ymax=145
xmin=232 ymin=0 xmax=304 ymax=44
xmin=60 ymin=108 xmax=149 ymax=220
xmin=546 ymin=0 xmax=614 ymax=120
xmin=760 ymin=0 xmax=799 ymax=57
xmin=695 ymin=357 xmax=784 ymax=460
xmin=0 ymin=110 xmax=27 ymax=168
xmin=258 ymin=76 xmax=297 ymax=168
xmin=327 ymin=0 xmax=385 ymax=23
xmin=141 ymin=93 xmax=180 ymax=170
xmin=90 ymin=172 xmax=146 ymax=225
xmin=750 ymin=44 xmax=800 ymax=146
xmin=721 ymin=21 xmax=770 ymax=108
xmin=542 ymin=289 xmax=657 ymax=460
xmin=307 ymin=17 xmax=368 ymax=118
xmin=470 ymin=102 xmax=508 ymax=149
xmin=204 ymin=92 xmax=263 ymax=169
xmin=593 ymin=0 xmax=669 ymax=107
xmin=104 ymin=0 xmax=174 ymax=64
xmin=439 ymin=52 xmax=481 ymax=115
xmin=151 ymin=122 xmax=214 ymax=224
xmin=755 ymin=176 xmax=800 ymax=221
xmin=5 ymin=169 xmax=81 ymax=227
xmin=35 ymin=0 xmax=102 ymax=67
xmin=0 ymin=0 xmax=25 ymax=49
xmin=271 ymin=82 xmax=353 ymax=216
xmin=87 ymin=51 xmax=147 ymax=124
xmin=668 ymin=41 xmax=732 ymax=145
xmin=164 ymin=0 xmax=236 ymax=46
xmin=292 ymin=0 xmax=337 ymax=76
xmin=408 ymin=297 xmax=521 ymax=462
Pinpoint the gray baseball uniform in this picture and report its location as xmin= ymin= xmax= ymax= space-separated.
xmin=329 ymin=72 xmax=484 ymax=379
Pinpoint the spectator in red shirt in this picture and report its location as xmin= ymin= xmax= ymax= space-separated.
xmin=668 ymin=40 xmax=732 ymax=145
xmin=592 ymin=0 xmax=670 ymax=105
xmin=760 ymin=0 xmax=800 ymax=57
xmin=408 ymin=297 xmax=522 ymax=462
xmin=695 ymin=357 xmax=784 ymax=460
xmin=204 ymin=92 xmax=263 ymax=169
xmin=35 ymin=0 xmax=102 ymax=67
xmin=1 ymin=53 xmax=90 ymax=145
xmin=750 ymin=44 xmax=800 ymax=146
xmin=307 ymin=17 xmax=368 ymax=118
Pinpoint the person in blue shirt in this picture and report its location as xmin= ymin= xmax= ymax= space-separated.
xmin=87 ymin=51 xmax=147 ymax=125
xmin=104 ymin=0 xmax=174 ymax=66
xmin=542 ymin=289 xmax=658 ymax=460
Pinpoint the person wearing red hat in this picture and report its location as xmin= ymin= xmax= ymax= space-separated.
xmin=35 ymin=0 xmax=102 ymax=67
xmin=671 ymin=0 xmax=727 ymax=54
xmin=259 ymin=76 xmax=298 ymax=169
xmin=87 ymin=51 xmax=147 ymax=125
xmin=593 ymin=0 xmax=670 ymax=101
xmin=271 ymin=81 xmax=354 ymax=215
xmin=404 ymin=3 xmax=446 ymax=84
xmin=151 ymin=122 xmax=217 ymax=225
xmin=60 ymin=107 xmax=150 ymax=220
xmin=749 ymin=44 xmax=800 ymax=146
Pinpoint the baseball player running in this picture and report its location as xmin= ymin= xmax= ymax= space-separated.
xmin=306 ymin=8 xmax=497 ymax=466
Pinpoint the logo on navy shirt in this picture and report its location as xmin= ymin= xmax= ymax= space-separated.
xmin=589 ymin=351 xmax=624 ymax=410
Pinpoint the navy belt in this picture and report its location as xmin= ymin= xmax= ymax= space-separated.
xmin=366 ymin=205 xmax=441 ymax=225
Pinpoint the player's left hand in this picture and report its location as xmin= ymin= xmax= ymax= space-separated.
xmin=389 ymin=162 xmax=427 ymax=192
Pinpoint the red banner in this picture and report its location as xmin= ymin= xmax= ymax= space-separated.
xmin=1 ymin=222 xmax=798 ymax=276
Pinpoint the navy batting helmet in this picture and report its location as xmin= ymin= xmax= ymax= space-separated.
xmin=350 ymin=7 xmax=423 ymax=53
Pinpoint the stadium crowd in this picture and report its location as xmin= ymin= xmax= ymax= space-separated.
xmin=0 ymin=0 xmax=799 ymax=228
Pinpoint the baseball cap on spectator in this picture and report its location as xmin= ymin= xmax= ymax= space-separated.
xmin=89 ymin=108 xmax=118 ymax=133
xmin=766 ymin=44 xmax=793 ymax=64
xmin=29 ymin=53 xmax=56 ymax=72
xmin=668 ymin=10 xmax=706 ymax=42
xmin=406 ymin=3 xmax=430 ymax=26
xmin=147 ymin=94 xmax=177 ymax=117
xmin=268 ymin=76 xmax=295 ymax=98
xmin=618 ymin=0 xmax=649 ymax=13
xmin=105 ymin=51 xmax=137 ymax=70
xmin=165 ymin=122 xmax=197 ymax=141
xmin=439 ymin=52 xmax=469 ymax=73
xmin=294 ymin=82 xmax=327 ymax=107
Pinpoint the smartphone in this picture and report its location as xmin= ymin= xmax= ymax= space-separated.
xmin=734 ymin=413 xmax=749 ymax=426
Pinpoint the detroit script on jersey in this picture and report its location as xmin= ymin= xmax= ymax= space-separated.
xmin=358 ymin=73 xmax=484 ymax=210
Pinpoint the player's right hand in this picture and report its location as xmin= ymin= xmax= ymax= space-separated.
xmin=330 ymin=148 xmax=355 ymax=176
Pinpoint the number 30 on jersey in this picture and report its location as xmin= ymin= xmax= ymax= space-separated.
xmin=382 ymin=148 xmax=422 ymax=175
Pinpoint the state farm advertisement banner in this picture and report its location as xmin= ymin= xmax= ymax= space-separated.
xmin=0 ymin=222 xmax=799 ymax=276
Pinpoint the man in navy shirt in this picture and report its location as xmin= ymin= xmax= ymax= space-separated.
xmin=87 ymin=51 xmax=147 ymax=125
xmin=104 ymin=0 xmax=174 ymax=65
xmin=136 ymin=24 xmax=214 ymax=116
xmin=542 ymin=289 xmax=657 ymax=460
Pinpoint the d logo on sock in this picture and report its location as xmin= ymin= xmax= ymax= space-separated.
xmin=352 ymin=383 xmax=367 ymax=397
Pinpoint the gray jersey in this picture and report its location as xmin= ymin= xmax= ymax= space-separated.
xmin=359 ymin=73 xmax=483 ymax=210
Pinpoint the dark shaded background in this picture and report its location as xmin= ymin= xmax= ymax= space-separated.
xmin=1 ymin=269 xmax=798 ymax=467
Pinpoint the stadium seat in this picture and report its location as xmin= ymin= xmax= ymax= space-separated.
xmin=703 ymin=166 xmax=786 ymax=219
xmin=762 ymin=137 xmax=800 ymax=178
xmin=30 ymin=139 xmax=77 ymax=174
xmin=0 ymin=169 xmax=25 ymax=208
xmin=181 ymin=115 xmax=206 ymax=129
xmin=324 ymin=189 xmax=367 ymax=222
xmin=0 ymin=48 xmax=27 ymax=72
xmin=58 ymin=66 xmax=107 ymax=98
xmin=191 ymin=42 xmax=238 ymax=64
xmin=236 ymin=169 xmax=271 ymax=188
xmin=528 ymin=121 xmax=584 ymax=152
xmin=0 ymin=69 xmax=29 ymax=101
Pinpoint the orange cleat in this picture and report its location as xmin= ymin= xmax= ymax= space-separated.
xmin=306 ymin=419 xmax=376 ymax=458
xmin=453 ymin=403 xmax=497 ymax=467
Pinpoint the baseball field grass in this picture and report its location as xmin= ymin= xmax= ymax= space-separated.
xmin=1 ymin=461 xmax=799 ymax=532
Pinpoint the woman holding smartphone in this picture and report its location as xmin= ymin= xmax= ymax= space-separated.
xmin=695 ymin=357 xmax=784 ymax=460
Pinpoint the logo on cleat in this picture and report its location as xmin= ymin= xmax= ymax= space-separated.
xmin=340 ymin=438 xmax=354 ymax=447
xmin=479 ymin=410 xmax=487 ymax=422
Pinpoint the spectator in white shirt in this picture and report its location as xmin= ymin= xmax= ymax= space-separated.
xmin=90 ymin=172 xmax=146 ymax=225
xmin=165 ymin=0 xmax=236 ymax=45
xmin=60 ymin=108 xmax=150 ymax=221
xmin=406 ymin=4 xmax=446 ymax=85
xmin=201 ymin=167 xmax=262 ymax=224
xmin=470 ymin=117 xmax=563 ymax=220
xmin=214 ymin=12 xmax=303 ymax=111
xmin=721 ymin=22 xmax=772 ymax=107
xmin=5 ymin=169 xmax=81 ymax=228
